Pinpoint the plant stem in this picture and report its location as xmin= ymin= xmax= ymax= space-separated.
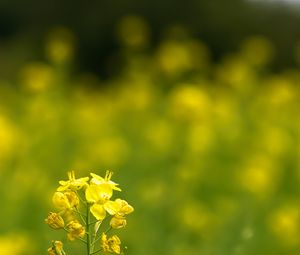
xmin=75 ymin=207 xmax=86 ymax=225
xmin=86 ymin=203 xmax=91 ymax=255
xmin=92 ymin=235 xmax=102 ymax=246
xmin=90 ymin=249 xmax=103 ymax=255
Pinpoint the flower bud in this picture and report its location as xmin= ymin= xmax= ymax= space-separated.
xmin=101 ymin=233 xmax=121 ymax=254
xmin=52 ymin=192 xmax=70 ymax=210
xmin=45 ymin=212 xmax=65 ymax=229
xmin=110 ymin=216 xmax=127 ymax=229
xmin=62 ymin=209 xmax=76 ymax=224
xmin=64 ymin=191 xmax=79 ymax=207
xmin=67 ymin=220 xmax=85 ymax=241
xmin=48 ymin=240 xmax=65 ymax=255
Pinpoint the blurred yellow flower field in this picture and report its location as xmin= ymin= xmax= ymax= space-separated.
xmin=1 ymin=17 xmax=300 ymax=255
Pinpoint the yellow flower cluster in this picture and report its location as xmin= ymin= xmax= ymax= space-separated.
xmin=45 ymin=170 xmax=134 ymax=255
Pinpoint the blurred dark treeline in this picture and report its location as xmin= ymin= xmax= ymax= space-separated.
xmin=1 ymin=0 xmax=300 ymax=79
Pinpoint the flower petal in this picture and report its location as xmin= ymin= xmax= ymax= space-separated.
xmin=90 ymin=204 xmax=106 ymax=220
xmin=104 ymin=200 xmax=121 ymax=215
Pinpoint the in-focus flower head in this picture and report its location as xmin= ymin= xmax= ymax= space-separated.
xmin=57 ymin=171 xmax=89 ymax=192
xmin=101 ymin=233 xmax=121 ymax=254
xmin=46 ymin=170 xmax=133 ymax=254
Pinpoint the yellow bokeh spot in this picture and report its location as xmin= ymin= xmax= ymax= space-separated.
xmin=237 ymin=155 xmax=278 ymax=197
xmin=180 ymin=202 xmax=215 ymax=239
xmin=216 ymin=55 xmax=255 ymax=90
xmin=20 ymin=63 xmax=54 ymax=92
xmin=45 ymin=27 xmax=75 ymax=63
xmin=240 ymin=36 xmax=273 ymax=67
xmin=144 ymin=119 xmax=174 ymax=153
xmin=156 ymin=39 xmax=209 ymax=76
xmin=86 ymin=136 xmax=129 ymax=167
xmin=268 ymin=205 xmax=300 ymax=247
xmin=168 ymin=84 xmax=211 ymax=121
xmin=117 ymin=15 xmax=150 ymax=49
xmin=0 ymin=234 xmax=32 ymax=255
xmin=139 ymin=180 xmax=166 ymax=207
xmin=0 ymin=115 xmax=18 ymax=162
xmin=186 ymin=123 xmax=214 ymax=154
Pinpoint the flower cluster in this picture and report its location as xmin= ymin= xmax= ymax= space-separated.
xmin=45 ymin=170 xmax=134 ymax=255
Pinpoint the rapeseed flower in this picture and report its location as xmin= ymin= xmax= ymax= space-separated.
xmin=47 ymin=241 xmax=66 ymax=255
xmin=85 ymin=183 xmax=114 ymax=220
xmin=110 ymin=215 xmax=127 ymax=229
xmin=52 ymin=191 xmax=79 ymax=210
xmin=66 ymin=220 xmax=85 ymax=241
xmin=85 ymin=171 xmax=123 ymax=220
xmin=101 ymin=233 xmax=121 ymax=254
xmin=90 ymin=171 xmax=121 ymax=191
xmin=57 ymin=171 xmax=89 ymax=191
xmin=45 ymin=212 xmax=65 ymax=229
xmin=46 ymin=170 xmax=133 ymax=254
xmin=105 ymin=199 xmax=134 ymax=229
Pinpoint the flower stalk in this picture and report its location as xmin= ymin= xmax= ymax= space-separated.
xmin=86 ymin=203 xmax=91 ymax=255
xmin=45 ymin=170 xmax=134 ymax=255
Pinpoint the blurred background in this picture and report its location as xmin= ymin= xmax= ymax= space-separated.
xmin=1 ymin=0 xmax=300 ymax=254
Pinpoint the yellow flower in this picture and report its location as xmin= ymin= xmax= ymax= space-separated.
xmin=110 ymin=216 xmax=127 ymax=229
xmin=85 ymin=171 xmax=123 ymax=220
xmin=57 ymin=171 xmax=89 ymax=192
xmin=45 ymin=212 xmax=65 ymax=229
xmin=47 ymin=248 xmax=55 ymax=255
xmin=64 ymin=191 xmax=80 ymax=207
xmin=61 ymin=209 xmax=77 ymax=224
xmin=101 ymin=233 xmax=121 ymax=254
xmin=85 ymin=184 xmax=113 ymax=204
xmin=85 ymin=184 xmax=114 ymax=220
xmin=90 ymin=171 xmax=121 ymax=191
xmin=105 ymin=199 xmax=134 ymax=217
xmin=52 ymin=191 xmax=79 ymax=210
xmin=105 ymin=199 xmax=134 ymax=229
xmin=47 ymin=241 xmax=66 ymax=255
xmin=66 ymin=221 xmax=85 ymax=241
xmin=52 ymin=192 xmax=70 ymax=210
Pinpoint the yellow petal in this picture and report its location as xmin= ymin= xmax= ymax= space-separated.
xmin=91 ymin=173 xmax=105 ymax=182
xmin=85 ymin=185 xmax=100 ymax=203
xmin=85 ymin=184 xmax=113 ymax=203
xmin=123 ymin=204 xmax=134 ymax=214
xmin=104 ymin=200 xmax=121 ymax=215
xmin=90 ymin=204 xmax=106 ymax=220
xmin=115 ymin=199 xmax=134 ymax=215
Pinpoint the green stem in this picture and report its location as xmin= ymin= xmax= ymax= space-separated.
xmin=86 ymin=203 xmax=91 ymax=255
xmin=75 ymin=207 xmax=86 ymax=225
xmin=92 ymin=235 xmax=102 ymax=246
xmin=76 ymin=190 xmax=87 ymax=204
xmin=105 ymin=226 xmax=112 ymax=234
xmin=90 ymin=249 xmax=103 ymax=255
xmin=89 ymin=219 xmax=100 ymax=226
